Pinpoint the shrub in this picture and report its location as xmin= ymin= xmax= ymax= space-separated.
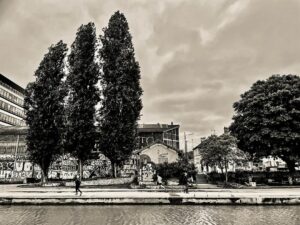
xmin=156 ymin=160 xmax=197 ymax=184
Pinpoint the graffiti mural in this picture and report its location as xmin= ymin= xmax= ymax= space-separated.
xmin=83 ymin=153 xmax=112 ymax=178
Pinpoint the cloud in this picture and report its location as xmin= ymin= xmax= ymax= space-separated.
xmin=1 ymin=0 xmax=300 ymax=148
xmin=140 ymin=0 xmax=300 ymax=143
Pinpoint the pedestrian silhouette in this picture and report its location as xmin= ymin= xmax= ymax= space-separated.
xmin=75 ymin=176 xmax=82 ymax=196
xmin=182 ymin=172 xmax=189 ymax=193
xmin=157 ymin=174 xmax=165 ymax=190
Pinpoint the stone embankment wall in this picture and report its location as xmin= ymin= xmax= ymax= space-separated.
xmin=1 ymin=196 xmax=300 ymax=205
xmin=65 ymin=176 xmax=135 ymax=186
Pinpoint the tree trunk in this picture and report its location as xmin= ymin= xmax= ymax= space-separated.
xmin=225 ymin=163 xmax=228 ymax=184
xmin=113 ymin=163 xmax=117 ymax=178
xmin=285 ymin=159 xmax=295 ymax=185
xmin=78 ymin=159 xmax=83 ymax=180
xmin=219 ymin=164 xmax=224 ymax=182
xmin=31 ymin=163 xmax=35 ymax=178
xmin=41 ymin=170 xmax=47 ymax=186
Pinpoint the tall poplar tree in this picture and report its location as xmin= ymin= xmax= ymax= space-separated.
xmin=65 ymin=22 xmax=100 ymax=179
xmin=24 ymin=41 xmax=67 ymax=183
xmin=98 ymin=11 xmax=143 ymax=177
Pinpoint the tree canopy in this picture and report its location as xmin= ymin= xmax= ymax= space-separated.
xmin=198 ymin=132 xmax=249 ymax=182
xmin=24 ymin=41 xmax=67 ymax=182
xmin=65 ymin=22 xmax=100 ymax=178
xmin=230 ymin=75 xmax=300 ymax=172
xmin=98 ymin=11 xmax=143 ymax=176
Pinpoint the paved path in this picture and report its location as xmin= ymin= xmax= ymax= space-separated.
xmin=0 ymin=184 xmax=300 ymax=198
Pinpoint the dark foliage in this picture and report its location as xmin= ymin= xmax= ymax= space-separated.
xmin=98 ymin=11 xmax=143 ymax=173
xmin=24 ymin=41 xmax=67 ymax=181
xmin=230 ymin=75 xmax=300 ymax=173
xmin=65 ymin=22 xmax=100 ymax=178
xmin=208 ymin=171 xmax=300 ymax=185
xmin=156 ymin=160 xmax=197 ymax=184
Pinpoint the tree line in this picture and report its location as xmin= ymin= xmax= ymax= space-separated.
xmin=198 ymin=75 xmax=300 ymax=183
xmin=24 ymin=11 xmax=142 ymax=182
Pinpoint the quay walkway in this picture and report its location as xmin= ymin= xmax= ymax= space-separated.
xmin=0 ymin=185 xmax=300 ymax=205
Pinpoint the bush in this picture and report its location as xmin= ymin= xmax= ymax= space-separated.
xmin=207 ymin=171 xmax=300 ymax=185
xmin=156 ymin=160 xmax=197 ymax=184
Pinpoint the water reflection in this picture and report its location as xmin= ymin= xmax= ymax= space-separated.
xmin=0 ymin=205 xmax=299 ymax=225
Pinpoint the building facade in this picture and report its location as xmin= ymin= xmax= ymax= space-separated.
xmin=0 ymin=126 xmax=113 ymax=181
xmin=0 ymin=126 xmax=31 ymax=180
xmin=137 ymin=123 xmax=180 ymax=150
xmin=0 ymin=74 xmax=26 ymax=126
xmin=136 ymin=142 xmax=180 ymax=165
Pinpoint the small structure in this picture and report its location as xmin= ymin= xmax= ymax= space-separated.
xmin=136 ymin=141 xmax=181 ymax=165
xmin=134 ymin=141 xmax=182 ymax=184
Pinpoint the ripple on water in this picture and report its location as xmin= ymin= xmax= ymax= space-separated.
xmin=0 ymin=205 xmax=299 ymax=225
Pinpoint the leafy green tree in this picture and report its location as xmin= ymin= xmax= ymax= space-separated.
xmin=65 ymin=22 xmax=100 ymax=179
xmin=230 ymin=75 xmax=300 ymax=174
xmin=24 ymin=41 xmax=67 ymax=183
xmin=198 ymin=133 xmax=248 ymax=183
xmin=98 ymin=11 xmax=143 ymax=177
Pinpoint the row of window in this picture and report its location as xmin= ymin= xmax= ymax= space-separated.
xmin=138 ymin=136 xmax=178 ymax=149
xmin=0 ymin=87 xmax=24 ymax=107
xmin=139 ymin=137 xmax=154 ymax=144
xmin=163 ymin=132 xmax=179 ymax=140
xmin=0 ymin=113 xmax=26 ymax=126
xmin=163 ymin=140 xmax=178 ymax=148
xmin=0 ymin=145 xmax=26 ymax=154
xmin=0 ymin=81 xmax=24 ymax=98
xmin=0 ymin=100 xmax=25 ymax=118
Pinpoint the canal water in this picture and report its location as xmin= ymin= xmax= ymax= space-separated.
xmin=0 ymin=205 xmax=299 ymax=225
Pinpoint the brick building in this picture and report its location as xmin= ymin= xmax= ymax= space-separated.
xmin=137 ymin=123 xmax=180 ymax=150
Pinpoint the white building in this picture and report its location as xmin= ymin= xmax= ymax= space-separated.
xmin=0 ymin=74 xmax=26 ymax=126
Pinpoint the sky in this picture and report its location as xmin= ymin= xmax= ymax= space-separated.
xmin=1 ymin=0 xmax=300 ymax=149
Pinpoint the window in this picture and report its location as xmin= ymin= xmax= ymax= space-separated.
xmin=158 ymin=155 xmax=168 ymax=164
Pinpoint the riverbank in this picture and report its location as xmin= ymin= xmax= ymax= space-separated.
xmin=0 ymin=185 xmax=300 ymax=205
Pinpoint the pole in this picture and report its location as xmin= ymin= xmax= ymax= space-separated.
xmin=13 ymin=134 xmax=20 ymax=178
xmin=184 ymin=132 xmax=187 ymax=161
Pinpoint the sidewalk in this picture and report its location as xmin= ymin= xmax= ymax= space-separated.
xmin=0 ymin=184 xmax=300 ymax=205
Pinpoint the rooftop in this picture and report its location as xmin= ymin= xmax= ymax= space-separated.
xmin=138 ymin=123 xmax=179 ymax=133
xmin=0 ymin=73 xmax=25 ymax=95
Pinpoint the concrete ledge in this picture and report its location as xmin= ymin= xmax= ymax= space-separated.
xmin=65 ymin=176 xmax=135 ymax=187
xmin=1 ymin=185 xmax=300 ymax=205
xmin=1 ymin=196 xmax=300 ymax=205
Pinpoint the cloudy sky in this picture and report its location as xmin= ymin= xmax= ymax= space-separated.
xmin=1 ymin=0 xmax=300 ymax=148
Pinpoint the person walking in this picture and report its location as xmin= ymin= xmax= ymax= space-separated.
xmin=157 ymin=174 xmax=165 ymax=190
xmin=75 ymin=176 xmax=82 ymax=196
xmin=182 ymin=172 xmax=189 ymax=194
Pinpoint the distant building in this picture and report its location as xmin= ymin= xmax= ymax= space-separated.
xmin=0 ymin=122 xmax=181 ymax=180
xmin=0 ymin=126 xmax=112 ymax=181
xmin=134 ymin=142 xmax=181 ymax=184
xmin=0 ymin=74 xmax=26 ymax=126
xmin=193 ymin=140 xmax=290 ymax=173
xmin=137 ymin=123 xmax=180 ymax=150
xmin=0 ymin=126 xmax=31 ymax=180
xmin=135 ymin=142 xmax=181 ymax=165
